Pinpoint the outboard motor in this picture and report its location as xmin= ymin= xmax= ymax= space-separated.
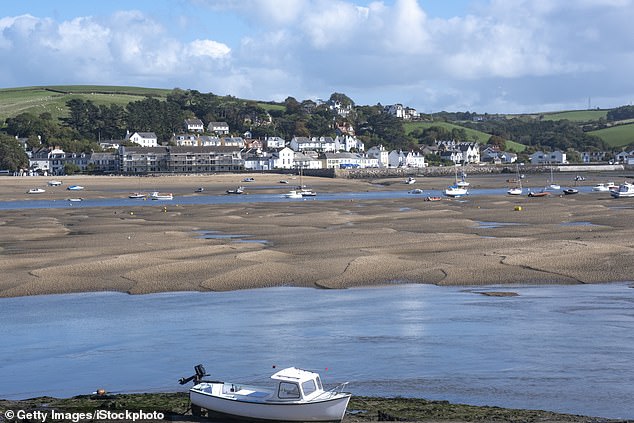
xmin=178 ymin=364 xmax=209 ymax=385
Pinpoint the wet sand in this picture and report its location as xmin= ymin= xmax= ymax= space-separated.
xmin=1 ymin=173 xmax=633 ymax=298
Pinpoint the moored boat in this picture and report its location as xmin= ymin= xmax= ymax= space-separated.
xmin=27 ymin=188 xmax=46 ymax=194
xmin=180 ymin=365 xmax=351 ymax=423
xmin=445 ymin=185 xmax=468 ymax=197
xmin=610 ymin=182 xmax=634 ymax=198
xmin=528 ymin=190 xmax=549 ymax=197
xmin=67 ymin=197 xmax=83 ymax=202
xmin=47 ymin=180 xmax=62 ymax=186
xmin=563 ymin=188 xmax=579 ymax=195
xmin=129 ymin=192 xmax=147 ymax=199
xmin=507 ymin=186 xmax=523 ymax=195
xmin=226 ymin=187 xmax=244 ymax=195
xmin=404 ymin=177 xmax=416 ymax=185
xmin=67 ymin=185 xmax=84 ymax=191
xmin=300 ymin=189 xmax=317 ymax=197
xmin=150 ymin=191 xmax=173 ymax=200
xmin=284 ymin=190 xmax=303 ymax=199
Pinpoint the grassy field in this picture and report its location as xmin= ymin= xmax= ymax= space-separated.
xmin=588 ymin=122 xmax=634 ymax=147
xmin=538 ymin=109 xmax=609 ymax=122
xmin=0 ymin=85 xmax=171 ymax=122
xmin=403 ymin=120 xmax=526 ymax=152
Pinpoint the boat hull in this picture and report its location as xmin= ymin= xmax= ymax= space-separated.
xmin=190 ymin=386 xmax=350 ymax=422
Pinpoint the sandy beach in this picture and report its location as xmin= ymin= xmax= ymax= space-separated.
xmin=0 ymin=172 xmax=633 ymax=298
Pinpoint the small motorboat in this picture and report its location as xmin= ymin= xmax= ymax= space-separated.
xmin=283 ymin=190 xmax=303 ymax=199
xmin=507 ymin=187 xmax=523 ymax=195
xmin=129 ymin=192 xmax=147 ymax=199
xmin=27 ymin=188 xmax=46 ymax=194
xmin=180 ymin=365 xmax=351 ymax=423
xmin=150 ymin=191 xmax=173 ymax=200
xmin=242 ymin=177 xmax=255 ymax=182
xmin=195 ymin=187 xmax=205 ymax=193
xmin=410 ymin=188 xmax=424 ymax=194
xmin=425 ymin=196 xmax=442 ymax=201
xmin=563 ymin=188 xmax=579 ymax=195
xmin=300 ymin=189 xmax=317 ymax=197
xmin=592 ymin=183 xmax=610 ymax=192
xmin=47 ymin=180 xmax=62 ymax=186
xmin=226 ymin=187 xmax=244 ymax=195
xmin=404 ymin=177 xmax=416 ymax=185
xmin=67 ymin=185 xmax=84 ymax=191
xmin=279 ymin=179 xmax=289 ymax=184
xmin=528 ymin=190 xmax=550 ymax=197
xmin=610 ymin=182 xmax=634 ymax=198
xmin=67 ymin=198 xmax=83 ymax=202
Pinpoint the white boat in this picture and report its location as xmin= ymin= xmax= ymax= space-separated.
xmin=47 ymin=180 xmax=62 ymax=186
xmin=404 ymin=177 xmax=416 ymax=185
xmin=284 ymin=190 xmax=303 ymax=199
xmin=67 ymin=198 xmax=83 ymax=202
xmin=610 ymin=182 xmax=634 ymax=198
xmin=27 ymin=188 xmax=46 ymax=194
xmin=545 ymin=168 xmax=560 ymax=190
xmin=507 ymin=165 xmax=523 ymax=195
xmin=456 ymin=171 xmax=469 ymax=187
xmin=410 ymin=188 xmax=424 ymax=194
xmin=226 ymin=187 xmax=244 ymax=195
xmin=129 ymin=192 xmax=147 ymax=199
xmin=300 ymin=189 xmax=317 ymax=197
xmin=592 ymin=183 xmax=610 ymax=192
xmin=67 ymin=185 xmax=84 ymax=191
xmin=150 ymin=191 xmax=173 ymax=200
xmin=446 ymin=165 xmax=468 ymax=197
xmin=182 ymin=365 xmax=351 ymax=423
xmin=445 ymin=185 xmax=468 ymax=197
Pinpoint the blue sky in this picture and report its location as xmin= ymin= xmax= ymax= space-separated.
xmin=2 ymin=0 xmax=634 ymax=114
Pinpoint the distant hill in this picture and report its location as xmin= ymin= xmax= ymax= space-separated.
xmin=588 ymin=122 xmax=634 ymax=148
xmin=403 ymin=121 xmax=526 ymax=152
xmin=0 ymin=85 xmax=172 ymax=122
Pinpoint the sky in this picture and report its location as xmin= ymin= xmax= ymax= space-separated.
xmin=2 ymin=0 xmax=634 ymax=114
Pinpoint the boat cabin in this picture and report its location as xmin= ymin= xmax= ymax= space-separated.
xmin=270 ymin=367 xmax=324 ymax=401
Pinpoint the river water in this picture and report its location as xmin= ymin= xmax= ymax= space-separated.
xmin=1 ymin=283 xmax=633 ymax=419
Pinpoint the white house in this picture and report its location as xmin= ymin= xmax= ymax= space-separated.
xmin=366 ymin=145 xmax=390 ymax=168
xmin=265 ymin=136 xmax=286 ymax=149
xmin=272 ymin=147 xmax=295 ymax=169
xmin=290 ymin=136 xmax=336 ymax=152
xmin=173 ymin=134 xmax=198 ymax=146
xmin=529 ymin=150 xmax=568 ymax=165
xmin=335 ymin=135 xmax=365 ymax=152
xmin=294 ymin=152 xmax=322 ymax=170
xmin=184 ymin=118 xmax=204 ymax=133
xmin=388 ymin=150 xmax=426 ymax=168
xmin=127 ymin=132 xmax=158 ymax=148
xmin=222 ymin=137 xmax=245 ymax=148
xmin=208 ymin=122 xmax=230 ymax=135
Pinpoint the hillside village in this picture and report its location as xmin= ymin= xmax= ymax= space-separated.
xmin=2 ymin=88 xmax=634 ymax=176
xmin=18 ymin=116 xmax=634 ymax=176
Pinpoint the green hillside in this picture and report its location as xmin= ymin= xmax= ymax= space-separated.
xmin=403 ymin=120 xmax=526 ymax=152
xmin=538 ymin=109 xmax=609 ymax=122
xmin=588 ymin=123 xmax=634 ymax=148
xmin=0 ymin=85 xmax=171 ymax=122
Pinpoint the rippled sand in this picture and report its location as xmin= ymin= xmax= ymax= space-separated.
xmin=1 ymin=173 xmax=632 ymax=297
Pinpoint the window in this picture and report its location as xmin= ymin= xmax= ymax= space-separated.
xmin=278 ymin=382 xmax=300 ymax=399
xmin=301 ymin=380 xmax=317 ymax=396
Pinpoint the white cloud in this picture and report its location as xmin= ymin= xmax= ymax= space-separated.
xmin=2 ymin=1 xmax=634 ymax=113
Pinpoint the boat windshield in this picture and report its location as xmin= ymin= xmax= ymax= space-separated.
xmin=302 ymin=379 xmax=317 ymax=396
xmin=315 ymin=376 xmax=323 ymax=390
xmin=278 ymin=382 xmax=300 ymax=399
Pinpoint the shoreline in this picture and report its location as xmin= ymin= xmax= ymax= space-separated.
xmin=1 ymin=173 xmax=633 ymax=298
xmin=0 ymin=392 xmax=625 ymax=423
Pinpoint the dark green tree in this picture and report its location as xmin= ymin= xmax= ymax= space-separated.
xmin=0 ymin=134 xmax=29 ymax=171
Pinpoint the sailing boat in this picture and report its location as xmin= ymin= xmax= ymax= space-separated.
xmin=546 ymin=167 xmax=560 ymax=190
xmin=456 ymin=170 xmax=469 ymax=187
xmin=507 ymin=165 xmax=523 ymax=195
xmin=445 ymin=165 xmax=468 ymax=197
